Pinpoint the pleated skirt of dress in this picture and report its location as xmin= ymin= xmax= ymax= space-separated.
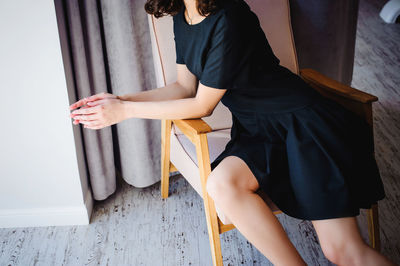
xmin=210 ymin=96 xmax=386 ymax=220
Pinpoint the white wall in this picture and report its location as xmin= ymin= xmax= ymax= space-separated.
xmin=0 ymin=1 xmax=92 ymax=228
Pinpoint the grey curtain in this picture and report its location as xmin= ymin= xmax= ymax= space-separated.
xmin=53 ymin=0 xmax=359 ymax=201
xmin=54 ymin=0 xmax=160 ymax=200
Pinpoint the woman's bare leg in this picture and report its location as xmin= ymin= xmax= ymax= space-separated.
xmin=312 ymin=216 xmax=396 ymax=265
xmin=206 ymin=155 xmax=306 ymax=265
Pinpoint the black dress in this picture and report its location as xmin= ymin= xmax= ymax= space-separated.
xmin=172 ymin=0 xmax=385 ymax=220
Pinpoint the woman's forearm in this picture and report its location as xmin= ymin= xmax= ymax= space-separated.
xmin=122 ymin=97 xmax=210 ymax=120
xmin=118 ymin=81 xmax=195 ymax=102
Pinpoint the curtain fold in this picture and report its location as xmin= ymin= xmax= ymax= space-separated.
xmin=55 ymin=0 xmax=160 ymax=200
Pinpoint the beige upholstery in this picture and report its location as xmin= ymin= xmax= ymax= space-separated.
xmin=147 ymin=0 xmax=297 ymax=224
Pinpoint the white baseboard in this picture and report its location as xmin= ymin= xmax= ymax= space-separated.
xmin=0 ymin=188 xmax=93 ymax=229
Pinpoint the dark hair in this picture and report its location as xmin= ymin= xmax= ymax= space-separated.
xmin=144 ymin=0 xmax=220 ymax=18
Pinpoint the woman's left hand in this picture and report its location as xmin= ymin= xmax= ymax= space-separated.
xmin=70 ymin=98 xmax=127 ymax=130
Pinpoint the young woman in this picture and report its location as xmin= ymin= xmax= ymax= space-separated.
xmin=69 ymin=0 xmax=395 ymax=265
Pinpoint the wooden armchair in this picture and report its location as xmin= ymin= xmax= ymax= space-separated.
xmin=147 ymin=0 xmax=381 ymax=265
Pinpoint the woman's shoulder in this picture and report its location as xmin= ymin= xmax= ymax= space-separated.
xmin=210 ymin=0 xmax=251 ymax=24
xmin=213 ymin=0 xmax=254 ymax=36
xmin=172 ymin=6 xmax=183 ymax=21
xmin=220 ymin=0 xmax=251 ymax=15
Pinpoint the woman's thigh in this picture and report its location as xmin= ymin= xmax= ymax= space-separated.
xmin=207 ymin=155 xmax=260 ymax=193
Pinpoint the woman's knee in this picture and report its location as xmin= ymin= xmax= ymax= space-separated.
xmin=206 ymin=156 xmax=259 ymax=201
xmin=318 ymin=240 xmax=343 ymax=264
xmin=312 ymin=217 xmax=366 ymax=265
xmin=206 ymin=170 xmax=238 ymax=201
xmin=318 ymin=236 xmax=367 ymax=265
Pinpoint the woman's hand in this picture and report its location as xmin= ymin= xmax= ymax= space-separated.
xmin=70 ymin=97 xmax=127 ymax=130
xmin=69 ymin=92 xmax=120 ymax=128
xmin=69 ymin=92 xmax=118 ymax=111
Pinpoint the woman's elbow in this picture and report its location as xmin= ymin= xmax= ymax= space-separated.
xmin=202 ymin=106 xmax=215 ymax=117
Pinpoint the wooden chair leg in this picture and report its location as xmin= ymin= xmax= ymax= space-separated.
xmin=366 ymin=203 xmax=381 ymax=251
xmin=161 ymin=119 xmax=172 ymax=199
xmin=195 ymin=133 xmax=224 ymax=266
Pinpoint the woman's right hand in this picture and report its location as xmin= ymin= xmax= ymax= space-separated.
xmin=69 ymin=92 xmax=118 ymax=111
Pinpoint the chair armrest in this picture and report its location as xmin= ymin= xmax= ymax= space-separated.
xmin=299 ymin=68 xmax=378 ymax=103
xmin=171 ymin=118 xmax=213 ymax=143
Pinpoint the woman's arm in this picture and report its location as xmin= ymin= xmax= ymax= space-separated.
xmin=70 ymin=65 xmax=226 ymax=129
xmin=118 ymin=64 xmax=199 ymax=102
xmin=123 ymin=97 xmax=209 ymax=120
xmin=121 ymin=63 xmax=228 ymax=119
xmin=71 ymin=82 xmax=227 ymax=129
xmin=70 ymin=64 xmax=198 ymax=112
xmin=118 ymin=81 xmax=194 ymax=102
xmin=122 ymin=81 xmax=227 ymax=120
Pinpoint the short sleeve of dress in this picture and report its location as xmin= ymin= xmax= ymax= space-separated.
xmin=174 ymin=35 xmax=185 ymax=64
xmin=173 ymin=16 xmax=185 ymax=65
xmin=199 ymin=14 xmax=249 ymax=90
